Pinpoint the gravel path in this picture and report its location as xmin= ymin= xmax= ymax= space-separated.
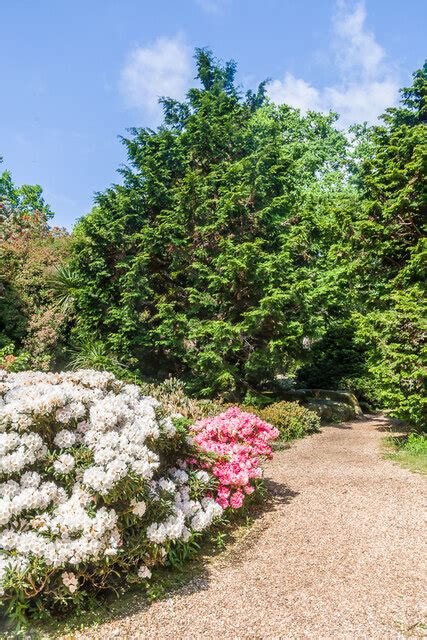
xmin=70 ymin=416 xmax=426 ymax=639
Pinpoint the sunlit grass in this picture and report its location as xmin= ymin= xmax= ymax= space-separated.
xmin=384 ymin=433 xmax=427 ymax=475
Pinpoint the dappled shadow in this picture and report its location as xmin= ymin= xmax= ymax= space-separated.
xmin=374 ymin=418 xmax=408 ymax=434
xmin=37 ymin=481 xmax=299 ymax=634
xmin=126 ymin=481 xmax=299 ymax=609
xmin=352 ymin=412 xmax=409 ymax=434
xmin=320 ymin=413 xmax=408 ymax=434
xmin=263 ymin=478 xmax=299 ymax=507
xmin=321 ymin=421 xmax=354 ymax=429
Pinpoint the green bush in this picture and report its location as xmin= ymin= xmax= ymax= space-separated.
xmin=0 ymin=343 xmax=31 ymax=372
xmin=139 ymin=377 xmax=225 ymax=420
xmin=243 ymin=401 xmax=320 ymax=441
xmin=402 ymin=433 xmax=427 ymax=455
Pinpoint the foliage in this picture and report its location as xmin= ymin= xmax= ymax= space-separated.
xmin=0 ymin=369 xmax=275 ymax=625
xmin=0 ymin=343 xmax=31 ymax=372
xmin=385 ymin=433 xmax=427 ymax=475
xmin=402 ymin=433 xmax=427 ymax=455
xmin=70 ymin=49 xmax=349 ymax=397
xmin=298 ymin=63 xmax=426 ymax=428
xmin=297 ymin=318 xmax=369 ymax=395
xmin=0 ymin=163 xmax=53 ymax=231
xmin=48 ymin=264 xmax=80 ymax=315
xmin=1 ymin=55 xmax=425 ymax=430
xmin=351 ymin=291 xmax=426 ymax=427
xmin=348 ymin=63 xmax=426 ymax=427
xmin=247 ymin=401 xmax=320 ymax=441
xmin=67 ymin=335 xmax=128 ymax=375
xmin=139 ymin=377 xmax=225 ymax=420
xmin=0 ymin=168 xmax=71 ymax=370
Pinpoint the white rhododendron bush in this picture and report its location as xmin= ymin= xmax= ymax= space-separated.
xmin=0 ymin=369 xmax=277 ymax=619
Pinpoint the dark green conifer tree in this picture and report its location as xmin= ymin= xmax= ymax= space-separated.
xmin=71 ymin=49 xmax=348 ymax=396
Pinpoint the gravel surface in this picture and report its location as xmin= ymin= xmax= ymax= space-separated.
xmin=69 ymin=416 xmax=426 ymax=639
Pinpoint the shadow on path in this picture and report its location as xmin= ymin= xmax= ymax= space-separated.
xmin=28 ymin=479 xmax=299 ymax=637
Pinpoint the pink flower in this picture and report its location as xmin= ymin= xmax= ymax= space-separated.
xmin=230 ymin=489 xmax=244 ymax=509
xmin=190 ymin=407 xmax=278 ymax=510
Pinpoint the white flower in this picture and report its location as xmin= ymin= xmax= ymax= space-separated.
xmin=0 ymin=499 xmax=12 ymax=526
xmin=170 ymin=468 xmax=189 ymax=484
xmin=20 ymin=472 xmax=41 ymax=489
xmin=55 ymin=406 xmax=73 ymax=424
xmin=53 ymin=453 xmax=75 ymax=474
xmin=194 ymin=470 xmax=210 ymax=483
xmin=146 ymin=522 xmax=167 ymax=544
xmin=159 ymin=417 xmax=177 ymax=437
xmin=61 ymin=571 xmax=79 ymax=593
xmin=130 ymin=499 xmax=146 ymax=517
xmin=157 ymin=478 xmax=176 ymax=494
xmin=0 ymin=480 xmax=20 ymax=499
xmin=82 ymin=466 xmax=111 ymax=494
xmin=54 ymin=429 xmax=76 ymax=448
xmin=0 ymin=368 xmax=230 ymax=603
xmin=137 ymin=564 xmax=151 ymax=579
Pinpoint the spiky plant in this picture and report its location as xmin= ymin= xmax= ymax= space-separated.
xmin=49 ymin=264 xmax=80 ymax=314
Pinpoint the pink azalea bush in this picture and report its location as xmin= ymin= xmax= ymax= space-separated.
xmin=191 ymin=407 xmax=279 ymax=509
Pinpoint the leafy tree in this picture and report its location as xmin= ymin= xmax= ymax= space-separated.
xmin=0 ymin=160 xmax=53 ymax=232
xmin=351 ymin=63 xmax=427 ymax=427
xmin=0 ymin=164 xmax=71 ymax=368
xmin=71 ymin=49 xmax=349 ymax=397
xmin=300 ymin=63 xmax=426 ymax=427
xmin=2 ymin=52 xmax=423 ymax=427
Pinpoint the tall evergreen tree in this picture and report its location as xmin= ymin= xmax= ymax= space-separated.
xmin=300 ymin=63 xmax=426 ymax=427
xmin=351 ymin=63 xmax=427 ymax=427
xmin=71 ymin=49 xmax=348 ymax=396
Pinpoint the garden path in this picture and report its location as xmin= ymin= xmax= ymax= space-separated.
xmin=72 ymin=415 xmax=426 ymax=639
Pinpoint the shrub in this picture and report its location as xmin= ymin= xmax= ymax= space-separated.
xmin=190 ymin=407 xmax=279 ymax=508
xmin=401 ymin=433 xmax=427 ymax=455
xmin=0 ymin=343 xmax=31 ymax=372
xmin=386 ymin=433 xmax=427 ymax=475
xmin=0 ymin=192 xmax=71 ymax=370
xmin=255 ymin=401 xmax=320 ymax=441
xmin=0 ymin=369 xmax=276 ymax=623
xmin=140 ymin=377 xmax=225 ymax=420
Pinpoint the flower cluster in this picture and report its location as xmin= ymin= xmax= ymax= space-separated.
xmin=0 ymin=370 xmax=275 ymax=616
xmin=145 ymin=473 xmax=223 ymax=544
xmin=191 ymin=407 xmax=279 ymax=509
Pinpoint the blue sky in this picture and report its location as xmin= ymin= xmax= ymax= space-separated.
xmin=1 ymin=0 xmax=425 ymax=229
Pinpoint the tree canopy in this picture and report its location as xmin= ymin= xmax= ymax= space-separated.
xmin=0 ymin=164 xmax=71 ymax=369
xmin=1 ymin=51 xmax=425 ymax=426
xmin=71 ymin=50 xmax=353 ymax=396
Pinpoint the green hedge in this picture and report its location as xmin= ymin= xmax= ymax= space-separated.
xmin=242 ymin=401 xmax=320 ymax=441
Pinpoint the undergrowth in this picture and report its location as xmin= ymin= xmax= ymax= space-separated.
xmin=384 ymin=433 xmax=427 ymax=475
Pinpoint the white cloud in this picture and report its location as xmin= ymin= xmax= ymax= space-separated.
xmin=268 ymin=73 xmax=322 ymax=112
xmin=268 ymin=1 xmax=399 ymax=127
xmin=333 ymin=1 xmax=385 ymax=78
xmin=194 ymin=0 xmax=230 ymax=14
xmin=324 ymin=80 xmax=398 ymax=126
xmin=120 ymin=36 xmax=192 ymax=119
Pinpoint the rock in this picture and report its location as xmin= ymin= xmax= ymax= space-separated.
xmin=274 ymin=388 xmax=364 ymax=423
xmin=305 ymin=400 xmax=356 ymax=423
